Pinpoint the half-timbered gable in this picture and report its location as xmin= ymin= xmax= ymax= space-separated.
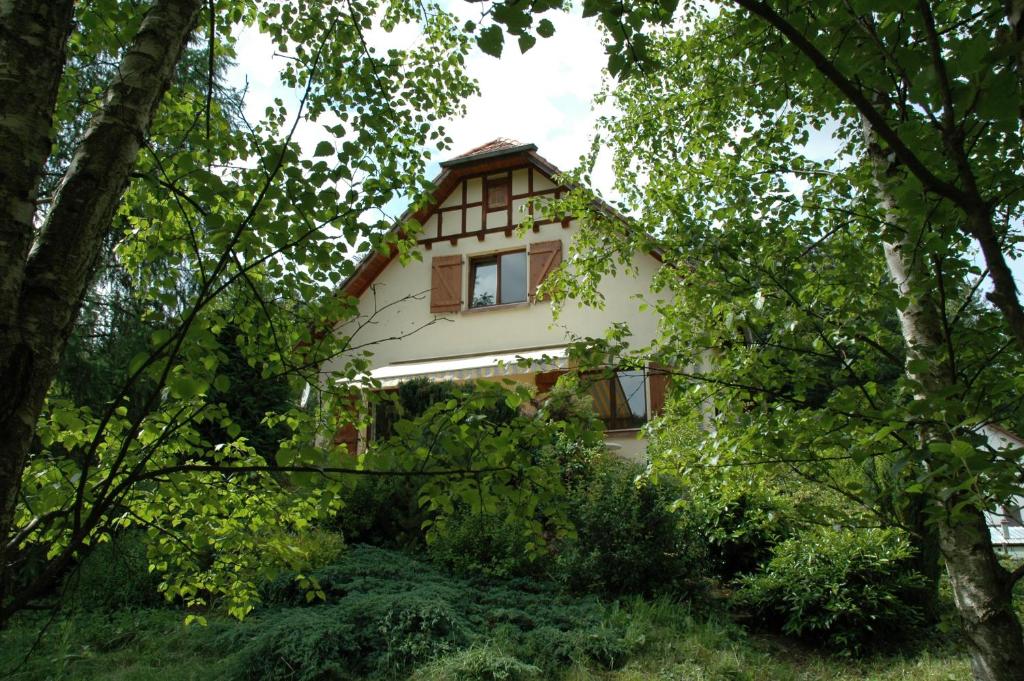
xmin=323 ymin=139 xmax=664 ymax=459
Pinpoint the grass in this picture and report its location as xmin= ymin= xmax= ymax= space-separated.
xmin=0 ymin=547 xmax=970 ymax=681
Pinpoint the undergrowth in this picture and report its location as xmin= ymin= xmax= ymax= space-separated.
xmin=1 ymin=546 xmax=970 ymax=681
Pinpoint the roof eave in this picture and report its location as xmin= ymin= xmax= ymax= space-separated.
xmin=439 ymin=143 xmax=538 ymax=168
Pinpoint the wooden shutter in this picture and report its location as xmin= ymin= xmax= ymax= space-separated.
xmin=333 ymin=423 xmax=359 ymax=456
xmin=430 ymin=255 xmax=463 ymax=312
xmin=528 ymin=240 xmax=562 ymax=301
xmin=535 ymin=370 xmax=565 ymax=394
xmin=648 ymin=366 xmax=669 ymax=416
xmin=333 ymin=394 xmax=361 ymax=456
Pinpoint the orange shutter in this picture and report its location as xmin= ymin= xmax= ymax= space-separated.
xmin=333 ymin=394 xmax=361 ymax=456
xmin=535 ymin=370 xmax=565 ymax=394
xmin=648 ymin=366 xmax=669 ymax=416
xmin=333 ymin=423 xmax=359 ymax=456
xmin=430 ymin=255 xmax=463 ymax=313
xmin=528 ymin=240 xmax=562 ymax=301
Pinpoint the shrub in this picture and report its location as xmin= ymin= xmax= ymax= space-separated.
xmin=65 ymin=530 xmax=162 ymax=611
xmin=334 ymin=472 xmax=430 ymax=549
xmin=240 ymin=546 xmax=646 ymax=679
xmin=428 ymin=511 xmax=547 ymax=579
xmin=334 ymin=379 xmax=521 ymax=549
xmin=410 ymin=645 xmax=542 ymax=681
xmin=733 ymin=526 xmax=926 ymax=652
xmin=554 ymin=457 xmax=706 ymax=597
xmin=685 ymin=490 xmax=791 ymax=580
xmin=220 ymin=595 xmax=469 ymax=680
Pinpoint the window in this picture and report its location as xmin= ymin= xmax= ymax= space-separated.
xmin=485 ymin=177 xmax=509 ymax=210
xmin=469 ymin=250 xmax=527 ymax=307
xmin=587 ymin=370 xmax=648 ymax=430
xmin=370 ymin=398 xmax=398 ymax=442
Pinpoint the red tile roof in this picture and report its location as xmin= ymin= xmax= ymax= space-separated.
xmin=450 ymin=137 xmax=524 ymax=159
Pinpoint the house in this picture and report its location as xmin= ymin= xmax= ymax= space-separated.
xmin=320 ymin=139 xmax=666 ymax=459
xmin=982 ymin=425 xmax=1024 ymax=558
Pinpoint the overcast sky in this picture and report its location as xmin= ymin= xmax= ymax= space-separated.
xmin=229 ymin=4 xmax=614 ymax=209
xmin=227 ymin=6 xmax=1019 ymax=286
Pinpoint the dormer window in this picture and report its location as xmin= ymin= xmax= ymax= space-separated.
xmin=485 ymin=176 xmax=510 ymax=210
xmin=470 ymin=250 xmax=527 ymax=308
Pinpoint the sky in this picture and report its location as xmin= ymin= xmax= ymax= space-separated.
xmin=226 ymin=5 xmax=1019 ymax=287
xmin=229 ymin=4 xmax=614 ymax=209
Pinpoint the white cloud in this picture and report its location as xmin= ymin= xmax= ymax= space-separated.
xmin=228 ymin=6 xmax=615 ymax=198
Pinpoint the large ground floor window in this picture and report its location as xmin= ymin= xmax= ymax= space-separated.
xmin=586 ymin=370 xmax=648 ymax=430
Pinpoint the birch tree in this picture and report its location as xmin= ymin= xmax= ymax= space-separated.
xmin=487 ymin=1 xmax=1024 ymax=677
xmin=0 ymin=0 xmax=502 ymax=620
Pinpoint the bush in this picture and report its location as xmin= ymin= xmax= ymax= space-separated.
xmin=411 ymin=645 xmax=542 ymax=681
xmin=65 ymin=530 xmax=162 ymax=611
xmin=334 ymin=379 xmax=520 ymax=549
xmin=235 ymin=546 xmax=645 ymax=680
xmin=221 ymin=596 xmax=469 ymax=680
xmin=685 ymin=490 xmax=791 ymax=580
xmin=428 ymin=511 xmax=546 ymax=579
xmin=733 ymin=526 xmax=926 ymax=652
xmin=334 ymin=472 xmax=430 ymax=549
xmin=554 ymin=457 xmax=706 ymax=597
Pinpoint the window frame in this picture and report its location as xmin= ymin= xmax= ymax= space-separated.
xmin=587 ymin=370 xmax=649 ymax=431
xmin=468 ymin=249 xmax=527 ymax=309
xmin=484 ymin=176 xmax=510 ymax=211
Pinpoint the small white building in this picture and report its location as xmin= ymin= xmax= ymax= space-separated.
xmin=321 ymin=139 xmax=666 ymax=459
xmin=983 ymin=425 xmax=1024 ymax=558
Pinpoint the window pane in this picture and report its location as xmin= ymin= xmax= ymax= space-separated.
xmin=616 ymin=371 xmax=647 ymax=424
xmin=487 ymin=181 xmax=508 ymax=209
xmin=586 ymin=371 xmax=647 ymax=430
xmin=500 ymin=251 xmax=527 ymax=304
xmin=471 ymin=260 xmax=497 ymax=307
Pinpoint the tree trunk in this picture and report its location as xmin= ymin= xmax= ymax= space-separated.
xmin=0 ymin=0 xmax=76 ymax=579
xmin=940 ymin=503 xmax=1024 ymax=681
xmin=0 ymin=0 xmax=203 ymax=594
xmin=863 ymin=116 xmax=1024 ymax=680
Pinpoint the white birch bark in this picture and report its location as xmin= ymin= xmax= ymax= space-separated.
xmin=0 ymin=0 xmax=203 ymax=594
xmin=863 ymin=115 xmax=1024 ymax=681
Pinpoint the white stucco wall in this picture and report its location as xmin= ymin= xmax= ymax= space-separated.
xmin=322 ymin=165 xmax=663 ymax=458
xmin=327 ymin=165 xmax=661 ymax=371
xmin=327 ymin=219 xmax=661 ymax=369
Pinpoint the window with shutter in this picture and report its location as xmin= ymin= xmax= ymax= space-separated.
xmin=469 ymin=250 xmax=527 ymax=308
xmin=648 ymin=367 xmax=669 ymax=416
xmin=528 ymin=239 xmax=562 ymax=301
xmin=430 ymin=255 xmax=463 ymax=312
xmin=587 ymin=370 xmax=648 ymax=430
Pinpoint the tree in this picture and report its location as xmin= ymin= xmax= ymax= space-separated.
xmin=485 ymin=1 xmax=1024 ymax=678
xmin=0 ymin=0 xmax=510 ymax=621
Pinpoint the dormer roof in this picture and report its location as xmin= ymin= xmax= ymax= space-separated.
xmin=340 ymin=140 xmax=563 ymax=298
xmin=440 ymin=138 xmax=538 ymax=168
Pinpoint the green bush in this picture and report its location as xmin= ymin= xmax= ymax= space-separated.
xmin=428 ymin=511 xmax=546 ymax=579
xmin=334 ymin=472 xmax=430 ymax=549
xmin=238 ymin=546 xmax=645 ymax=680
xmin=334 ymin=379 xmax=520 ymax=549
xmin=733 ymin=526 xmax=926 ymax=652
xmin=410 ymin=645 xmax=542 ymax=681
xmin=221 ymin=596 xmax=469 ymax=680
xmin=685 ymin=490 xmax=791 ymax=580
xmin=554 ymin=457 xmax=705 ymax=597
xmin=65 ymin=530 xmax=162 ymax=611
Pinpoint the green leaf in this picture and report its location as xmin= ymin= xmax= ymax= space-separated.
xmin=477 ymin=26 xmax=504 ymax=57
xmin=536 ymin=18 xmax=555 ymax=38
xmin=313 ymin=140 xmax=333 ymax=157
